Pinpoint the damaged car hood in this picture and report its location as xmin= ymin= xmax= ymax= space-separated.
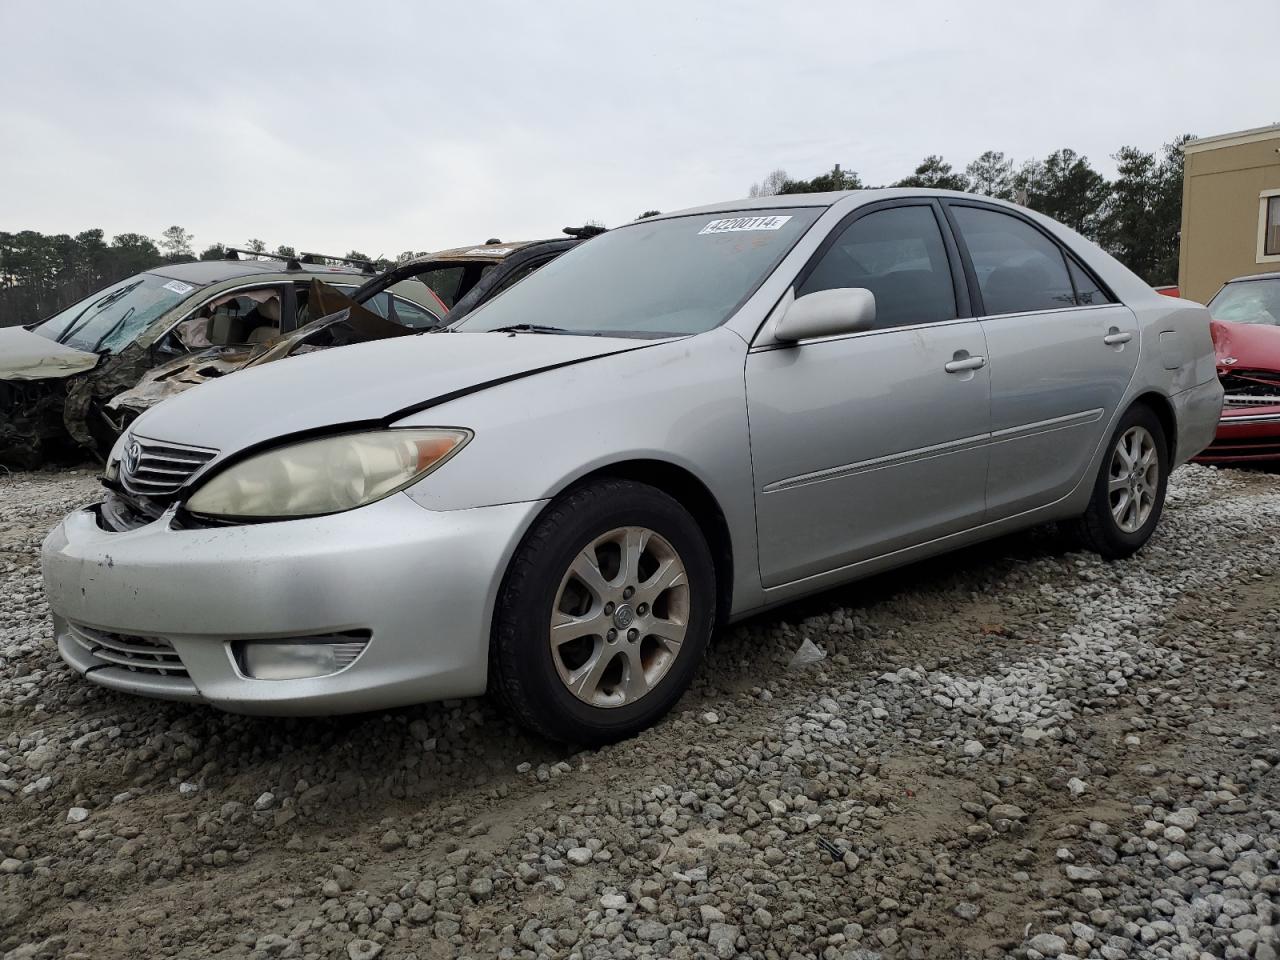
xmin=128 ymin=331 xmax=658 ymax=456
xmin=0 ymin=327 xmax=100 ymax=381
xmin=1210 ymin=320 xmax=1280 ymax=370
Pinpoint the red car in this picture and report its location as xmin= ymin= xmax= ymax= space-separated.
xmin=1193 ymin=272 xmax=1280 ymax=463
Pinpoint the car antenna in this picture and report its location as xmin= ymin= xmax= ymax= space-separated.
xmin=563 ymin=225 xmax=607 ymax=239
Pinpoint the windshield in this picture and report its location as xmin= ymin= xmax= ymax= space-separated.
xmin=34 ymin=273 xmax=199 ymax=353
xmin=1208 ymin=279 xmax=1280 ymax=327
xmin=454 ymin=209 xmax=823 ymax=337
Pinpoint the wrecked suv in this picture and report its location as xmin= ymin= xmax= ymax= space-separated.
xmin=105 ymin=233 xmax=594 ymax=427
xmin=0 ymin=252 xmax=443 ymax=466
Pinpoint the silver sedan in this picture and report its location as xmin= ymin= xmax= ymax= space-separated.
xmin=42 ymin=190 xmax=1223 ymax=743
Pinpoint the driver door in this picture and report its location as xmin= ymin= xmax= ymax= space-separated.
xmin=746 ymin=200 xmax=991 ymax=587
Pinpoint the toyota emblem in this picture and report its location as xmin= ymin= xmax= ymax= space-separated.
xmin=123 ymin=439 xmax=141 ymax=475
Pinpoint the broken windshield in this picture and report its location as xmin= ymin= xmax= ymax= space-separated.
xmin=34 ymin=273 xmax=199 ymax=354
xmin=454 ymin=209 xmax=822 ymax=337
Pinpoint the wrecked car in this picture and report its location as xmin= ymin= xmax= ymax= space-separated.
xmin=1192 ymin=271 xmax=1280 ymax=463
xmin=105 ymin=232 xmax=593 ymax=428
xmin=43 ymin=191 xmax=1219 ymax=744
xmin=0 ymin=251 xmax=441 ymax=466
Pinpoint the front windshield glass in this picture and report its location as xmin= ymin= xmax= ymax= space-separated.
xmin=1208 ymin=279 xmax=1280 ymax=326
xmin=34 ymin=273 xmax=199 ymax=353
xmin=454 ymin=209 xmax=823 ymax=337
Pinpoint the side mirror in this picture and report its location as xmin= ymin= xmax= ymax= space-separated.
xmin=774 ymin=288 xmax=876 ymax=342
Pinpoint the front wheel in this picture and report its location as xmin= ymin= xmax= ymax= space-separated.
xmin=489 ymin=479 xmax=716 ymax=744
xmin=1075 ymin=405 xmax=1169 ymax=559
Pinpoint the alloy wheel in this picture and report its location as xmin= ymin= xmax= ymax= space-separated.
xmin=1108 ymin=425 xmax=1159 ymax=534
xmin=549 ymin=526 xmax=690 ymax=708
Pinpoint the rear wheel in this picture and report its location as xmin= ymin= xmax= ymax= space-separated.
xmin=1076 ymin=404 xmax=1169 ymax=559
xmin=489 ymin=479 xmax=715 ymax=744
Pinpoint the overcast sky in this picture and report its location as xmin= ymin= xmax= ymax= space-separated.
xmin=2 ymin=0 xmax=1276 ymax=257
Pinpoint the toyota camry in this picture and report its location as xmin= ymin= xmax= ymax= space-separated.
xmin=42 ymin=190 xmax=1222 ymax=743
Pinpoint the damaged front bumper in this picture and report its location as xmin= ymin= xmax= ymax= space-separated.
xmin=41 ymin=492 xmax=545 ymax=715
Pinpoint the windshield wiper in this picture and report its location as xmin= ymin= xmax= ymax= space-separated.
xmin=488 ymin=323 xmax=572 ymax=335
xmin=87 ymin=306 xmax=135 ymax=354
xmin=57 ymin=281 xmax=141 ymax=345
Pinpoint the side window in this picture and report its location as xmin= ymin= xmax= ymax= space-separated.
xmin=389 ymin=297 xmax=441 ymax=329
xmin=950 ymin=206 xmax=1076 ymax=315
xmin=361 ymin=292 xmax=441 ymax=329
xmin=180 ymin=287 xmax=283 ymax=347
xmin=1066 ymin=259 xmax=1111 ymax=306
xmin=797 ymin=205 xmax=957 ymax=329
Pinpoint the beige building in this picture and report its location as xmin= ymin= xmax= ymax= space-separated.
xmin=1179 ymin=123 xmax=1280 ymax=304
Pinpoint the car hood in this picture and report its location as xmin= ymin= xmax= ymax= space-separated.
xmin=1210 ymin=320 xmax=1280 ymax=371
xmin=0 ymin=327 xmax=100 ymax=381
xmin=129 ymin=331 xmax=658 ymax=455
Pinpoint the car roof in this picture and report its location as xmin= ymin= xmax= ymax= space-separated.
xmin=397 ymin=237 xmax=578 ymax=270
xmin=147 ymin=258 xmax=365 ymax=285
xmin=1225 ymin=272 xmax=1280 ymax=284
xmin=649 ymin=187 xmax=1031 ymax=220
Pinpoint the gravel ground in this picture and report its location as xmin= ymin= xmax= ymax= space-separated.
xmin=1 ymin=465 xmax=1278 ymax=960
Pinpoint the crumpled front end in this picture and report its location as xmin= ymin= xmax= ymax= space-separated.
xmin=105 ymin=347 xmax=253 ymax=433
xmin=0 ymin=376 xmax=73 ymax=468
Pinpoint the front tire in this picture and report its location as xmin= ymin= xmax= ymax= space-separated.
xmin=1076 ymin=404 xmax=1169 ymax=559
xmin=489 ymin=479 xmax=716 ymax=744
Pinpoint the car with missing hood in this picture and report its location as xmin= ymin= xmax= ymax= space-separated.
xmin=0 ymin=251 xmax=442 ymax=466
xmin=104 ymin=232 xmax=595 ymax=430
xmin=1191 ymin=272 xmax=1280 ymax=463
xmin=41 ymin=189 xmax=1221 ymax=744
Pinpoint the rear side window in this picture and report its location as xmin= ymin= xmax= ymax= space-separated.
xmin=798 ymin=205 xmax=957 ymax=329
xmin=951 ymin=206 xmax=1077 ymax=315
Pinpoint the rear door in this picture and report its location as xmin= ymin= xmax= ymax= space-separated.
xmin=943 ymin=201 xmax=1138 ymax=518
xmin=746 ymin=199 xmax=991 ymax=587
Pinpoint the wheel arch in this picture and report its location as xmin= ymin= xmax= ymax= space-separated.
xmin=1129 ymin=390 xmax=1178 ymax=463
xmin=548 ymin=458 xmax=735 ymax=629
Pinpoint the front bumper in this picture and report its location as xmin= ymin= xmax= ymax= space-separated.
xmin=1192 ymin=404 xmax=1280 ymax=463
xmin=41 ymin=492 xmax=544 ymax=715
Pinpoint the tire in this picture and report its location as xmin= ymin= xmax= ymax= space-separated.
xmin=489 ymin=478 xmax=716 ymax=744
xmin=1075 ymin=404 xmax=1169 ymax=559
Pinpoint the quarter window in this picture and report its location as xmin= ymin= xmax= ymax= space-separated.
xmin=1067 ymin=259 xmax=1110 ymax=306
xmin=798 ymin=205 xmax=957 ymax=329
xmin=951 ymin=206 xmax=1077 ymax=315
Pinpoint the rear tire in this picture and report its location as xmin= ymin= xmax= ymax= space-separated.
xmin=1075 ymin=404 xmax=1169 ymax=559
xmin=489 ymin=479 xmax=715 ymax=744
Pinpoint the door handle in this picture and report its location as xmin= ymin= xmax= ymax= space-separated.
xmin=944 ymin=355 xmax=987 ymax=373
xmin=1103 ymin=330 xmax=1133 ymax=346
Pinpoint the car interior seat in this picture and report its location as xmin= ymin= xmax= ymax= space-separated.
xmin=246 ymin=297 xmax=282 ymax=344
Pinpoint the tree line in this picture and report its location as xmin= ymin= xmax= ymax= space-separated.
xmin=746 ymin=136 xmax=1189 ymax=286
xmin=2 ymin=136 xmax=1187 ymax=329
xmin=0 ymin=227 xmax=389 ymax=329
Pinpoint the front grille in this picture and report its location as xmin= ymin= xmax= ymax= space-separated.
xmin=119 ymin=435 xmax=218 ymax=497
xmin=1220 ymin=370 xmax=1280 ymax=407
xmin=67 ymin=623 xmax=188 ymax=677
xmin=1224 ymin=395 xmax=1280 ymax=407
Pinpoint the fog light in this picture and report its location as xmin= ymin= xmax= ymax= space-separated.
xmin=233 ymin=634 xmax=369 ymax=680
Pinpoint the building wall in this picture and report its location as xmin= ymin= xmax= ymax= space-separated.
xmin=1179 ymin=129 xmax=1280 ymax=305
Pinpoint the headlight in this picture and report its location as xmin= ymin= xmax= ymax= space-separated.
xmin=185 ymin=428 xmax=470 ymax=519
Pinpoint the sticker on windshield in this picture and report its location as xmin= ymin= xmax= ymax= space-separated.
xmin=699 ymin=215 xmax=793 ymax=235
xmin=463 ymin=247 xmax=514 ymax=257
xmin=162 ymin=280 xmax=194 ymax=295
